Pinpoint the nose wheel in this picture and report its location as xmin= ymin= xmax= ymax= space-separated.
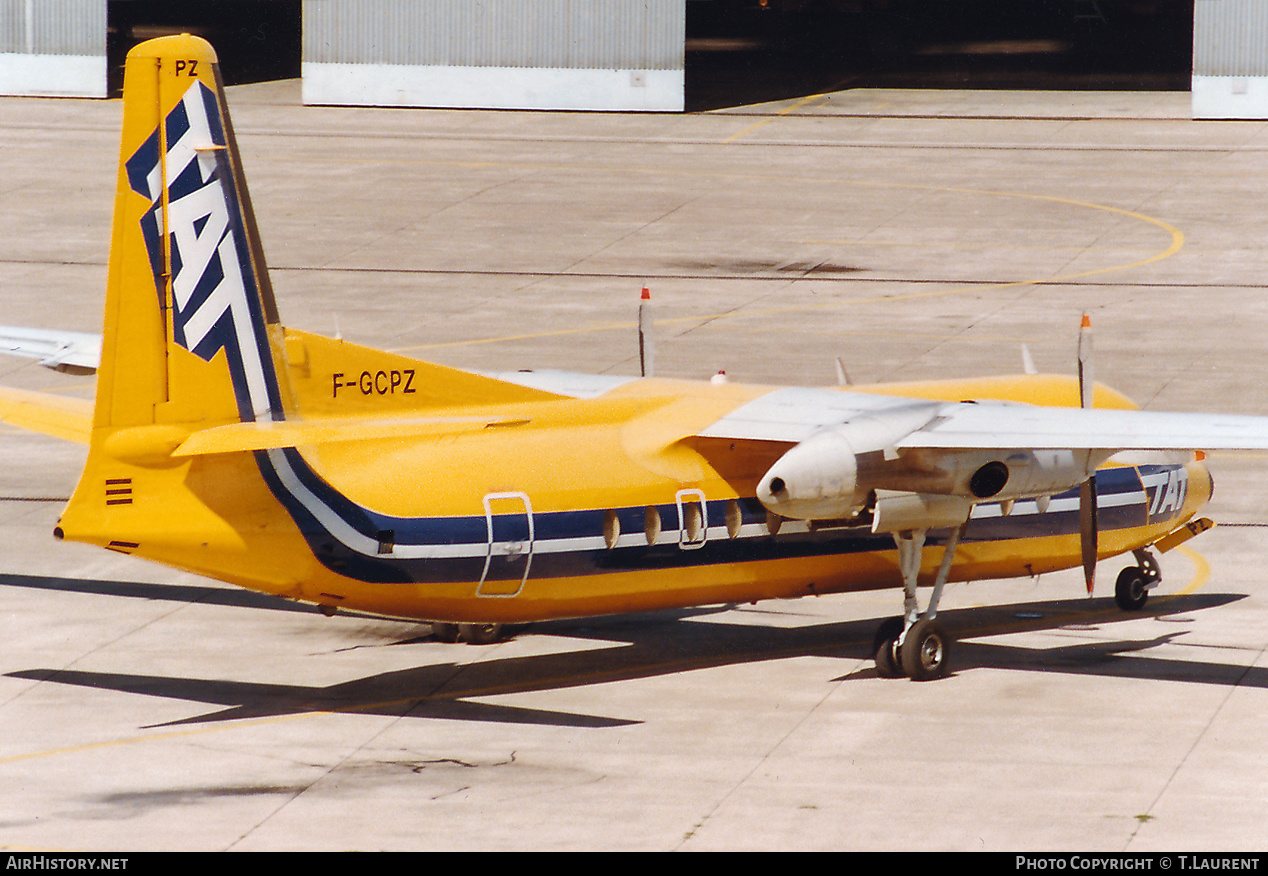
xmin=1115 ymin=548 xmax=1161 ymax=612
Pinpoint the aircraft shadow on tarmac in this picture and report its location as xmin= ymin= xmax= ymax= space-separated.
xmin=2 ymin=572 xmax=1259 ymax=729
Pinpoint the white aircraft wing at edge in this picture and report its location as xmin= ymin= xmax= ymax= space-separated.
xmin=0 ymin=326 xmax=102 ymax=375
xmin=896 ymin=401 xmax=1268 ymax=452
xmin=697 ymin=386 xmax=1268 ymax=452
xmin=7 ymin=328 xmax=1268 ymax=454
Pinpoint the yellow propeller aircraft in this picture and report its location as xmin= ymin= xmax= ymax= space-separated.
xmin=3 ymin=34 xmax=1267 ymax=681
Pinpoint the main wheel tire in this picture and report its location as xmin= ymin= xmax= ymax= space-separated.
xmin=431 ymin=622 xmax=460 ymax=642
xmin=1115 ymin=567 xmax=1149 ymax=611
xmin=900 ymin=618 xmax=950 ymax=681
xmin=872 ymin=617 xmax=905 ymax=678
xmin=457 ymin=622 xmax=503 ymax=645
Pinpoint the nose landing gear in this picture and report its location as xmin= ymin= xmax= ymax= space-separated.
xmin=1115 ymin=548 xmax=1161 ymax=612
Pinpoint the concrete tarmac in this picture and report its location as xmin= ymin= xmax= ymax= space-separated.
xmin=1 ymin=82 xmax=1268 ymax=851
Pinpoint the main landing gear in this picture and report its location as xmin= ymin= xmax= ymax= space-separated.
xmin=871 ymin=540 xmax=1164 ymax=680
xmin=432 ymin=622 xmax=504 ymax=644
xmin=873 ymin=615 xmax=950 ymax=681
xmin=872 ymin=523 xmax=966 ymax=681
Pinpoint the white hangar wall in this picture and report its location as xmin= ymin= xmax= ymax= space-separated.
xmin=1193 ymin=0 xmax=1268 ymax=119
xmin=0 ymin=0 xmax=106 ymax=97
xmin=302 ymin=0 xmax=686 ymax=111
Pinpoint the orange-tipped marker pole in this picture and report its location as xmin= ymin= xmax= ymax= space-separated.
xmin=1078 ymin=312 xmax=1097 ymax=595
xmin=638 ymin=287 xmax=654 ymax=378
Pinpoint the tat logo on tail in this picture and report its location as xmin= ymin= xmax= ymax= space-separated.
xmin=122 ymin=80 xmax=280 ymax=422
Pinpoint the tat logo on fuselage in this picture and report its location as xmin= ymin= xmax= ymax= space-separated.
xmin=332 ymin=370 xmax=417 ymax=398
xmin=1140 ymin=466 xmax=1188 ymax=523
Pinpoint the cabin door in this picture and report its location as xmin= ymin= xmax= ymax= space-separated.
xmin=478 ymin=492 xmax=534 ymax=597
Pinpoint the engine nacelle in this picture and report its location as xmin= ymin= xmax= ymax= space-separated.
xmin=898 ymin=446 xmax=1109 ymax=502
xmin=756 ymin=404 xmax=941 ymax=520
xmin=757 ymin=408 xmax=1112 ymax=522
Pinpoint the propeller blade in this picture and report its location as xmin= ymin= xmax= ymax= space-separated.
xmin=1078 ymin=313 xmax=1097 ymax=595
xmin=1080 ymin=475 xmax=1098 ymax=595
xmin=834 ymin=356 xmax=852 ymax=386
xmin=1077 ymin=313 xmax=1093 ymax=409
xmin=1021 ymin=343 xmax=1037 ymax=375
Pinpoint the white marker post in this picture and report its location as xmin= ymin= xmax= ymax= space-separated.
xmin=638 ymin=286 xmax=654 ymax=378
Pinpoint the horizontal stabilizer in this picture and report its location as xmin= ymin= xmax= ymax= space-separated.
xmin=173 ymin=413 xmax=529 ymax=456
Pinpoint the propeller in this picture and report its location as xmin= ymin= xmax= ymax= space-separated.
xmin=1077 ymin=313 xmax=1097 ymax=595
xmin=1079 ymin=477 xmax=1098 ymax=596
xmin=1021 ymin=343 xmax=1037 ymax=375
xmin=834 ymin=356 xmax=852 ymax=387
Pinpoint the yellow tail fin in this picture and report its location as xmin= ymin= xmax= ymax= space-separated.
xmin=54 ymin=35 xmax=565 ymax=592
xmin=97 ymin=33 xmax=290 ymax=438
xmin=55 ymin=34 xmax=307 ymax=587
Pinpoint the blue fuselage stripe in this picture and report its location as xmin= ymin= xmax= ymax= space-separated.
xmin=254 ymin=448 xmax=1175 ymax=586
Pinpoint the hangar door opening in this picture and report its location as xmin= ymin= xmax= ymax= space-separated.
xmin=686 ymin=1 xmax=1195 ymax=111
xmin=108 ymin=0 xmax=301 ymax=95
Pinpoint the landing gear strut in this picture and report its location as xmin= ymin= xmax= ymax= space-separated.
xmin=1115 ymin=548 xmax=1161 ymax=612
xmin=873 ymin=523 xmax=965 ymax=681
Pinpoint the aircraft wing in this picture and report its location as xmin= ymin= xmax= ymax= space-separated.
xmin=697 ymin=386 xmax=1268 ymax=523
xmin=697 ymin=387 xmax=1268 ymax=452
xmin=894 ymin=401 xmax=1268 ymax=451
xmin=0 ymin=327 xmax=98 ymax=443
xmin=480 ymin=369 xmax=638 ymax=399
xmin=6 ymin=323 xmax=1268 ymax=456
xmin=0 ymin=386 xmax=92 ymax=444
xmin=0 ymin=327 xmax=101 ymax=375
xmin=696 ymin=387 xmax=917 ymax=444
